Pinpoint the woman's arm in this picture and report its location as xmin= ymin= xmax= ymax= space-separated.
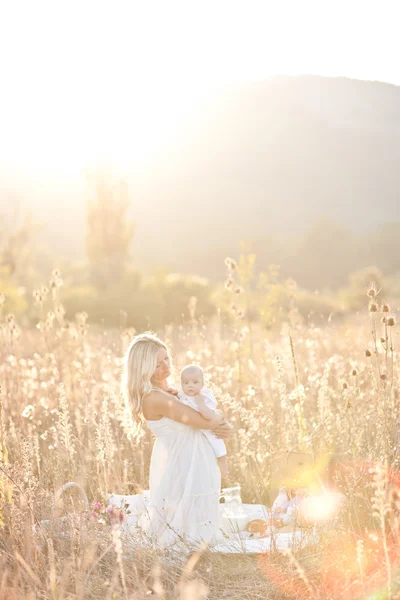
xmin=143 ymin=390 xmax=224 ymax=429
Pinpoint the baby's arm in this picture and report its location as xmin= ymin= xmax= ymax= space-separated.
xmin=195 ymin=393 xmax=215 ymax=420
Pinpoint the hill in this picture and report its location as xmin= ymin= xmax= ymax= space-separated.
xmin=1 ymin=75 xmax=400 ymax=281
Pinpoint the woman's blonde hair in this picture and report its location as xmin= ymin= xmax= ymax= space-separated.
xmin=121 ymin=332 xmax=167 ymax=415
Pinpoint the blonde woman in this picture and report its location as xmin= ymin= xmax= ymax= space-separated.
xmin=121 ymin=332 xmax=232 ymax=549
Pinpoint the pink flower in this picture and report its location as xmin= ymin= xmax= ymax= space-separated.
xmin=92 ymin=501 xmax=103 ymax=511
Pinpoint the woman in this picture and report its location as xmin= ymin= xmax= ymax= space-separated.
xmin=121 ymin=332 xmax=232 ymax=549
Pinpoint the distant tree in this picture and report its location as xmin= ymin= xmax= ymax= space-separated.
xmin=365 ymin=222 xmax=400 ymax=275
xmin=0 ymin=210 xmax=39 ymax=284
xmin=85 ymin=174 xmax=135 ymax=288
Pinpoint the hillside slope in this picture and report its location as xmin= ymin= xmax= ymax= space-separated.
xmin=1 ymin=75 xmax=400 ymax=278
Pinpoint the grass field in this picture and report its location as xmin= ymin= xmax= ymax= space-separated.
xmin=1 ymin=278 xmax=400 ymax=599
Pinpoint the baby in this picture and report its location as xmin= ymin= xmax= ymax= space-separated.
xmin=178 ymin=364 xmax=228 ymax=479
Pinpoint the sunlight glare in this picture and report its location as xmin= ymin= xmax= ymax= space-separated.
xmin=1 ymin=0 xmax=399 ymax=175
xmin=300 ymin=492 xmax=344 ymax=523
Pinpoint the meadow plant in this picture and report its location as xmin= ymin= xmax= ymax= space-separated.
xmin=0 ymin=266 xmax=400 ymax=598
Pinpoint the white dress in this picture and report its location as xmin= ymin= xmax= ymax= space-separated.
xmin=138 ymin=415 xmax=221 ymax=549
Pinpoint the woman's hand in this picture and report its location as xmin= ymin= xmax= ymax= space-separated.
xmin=166 ymin=386 xmax=179 ymax=397
xmin=212 ymin=419 xmax=233 ymax=440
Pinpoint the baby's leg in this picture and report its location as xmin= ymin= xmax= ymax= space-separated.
xmin=217 ymin=455 xmax=228 ymax=479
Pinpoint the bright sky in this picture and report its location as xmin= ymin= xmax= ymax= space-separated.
xmin=1 ymin=0 xmax=399 ymax=175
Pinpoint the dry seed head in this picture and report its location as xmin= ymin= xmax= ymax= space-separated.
xmin=382 ymin=316 xmax=387 ymax=324
xmin=367 ymin=284 xmax=377 ymax=297
xmin=45 ymin=315 xmax=54 ymax=329
xmin=78 ymin=323 xmax=88 ymax=336
xmin=10 ymin=324 xmax=20 ymax=339
xmin=75 ymin=312 xmax=88 ymax=325
xmin=342 ymin=382 xmax=348 ymax=390
xmin=380 ymin=373 xmax=387 ymax=381
xmin=387 ymin=316 xmax=396 ymax=327
xmin=36 ymin=320 xmax=44 ymax=332
xmin=286 ymin=278 xmax=297 ymax=291
xmin=224 ymin=257 xmax=237 ymax=271
xmin=50 ymin=275 xmax=63 ymax=290
xmin=365 ymin=349 xmax=372 ymax=357
xmin=369 ymin=302 xmax=378 ymax=313
xmin=382 ymin=304 xmax=390 ymax=313
xmin=122 ymin=327 xmax=136 ymax=339
xmin=352 ymin=369 xmax=357 ymax=377
xmin=380 ymin=337 xmax=386 ymax=344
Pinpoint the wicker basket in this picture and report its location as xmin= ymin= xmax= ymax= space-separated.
xmin=34 ymin=481 xmax=90 ymax=546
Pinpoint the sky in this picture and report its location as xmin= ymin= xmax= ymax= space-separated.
xmin=0 ymin=0 xmax=399 ymax=176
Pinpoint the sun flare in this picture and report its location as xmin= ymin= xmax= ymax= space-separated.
xmin=1 ymin=0 xmax=399 ymax=175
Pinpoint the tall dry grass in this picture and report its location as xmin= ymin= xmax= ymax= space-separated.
xmin=1 ymin=268 xmax=400 ymax=599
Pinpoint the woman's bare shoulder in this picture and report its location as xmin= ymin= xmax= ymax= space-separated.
xmin=142 ymin=388 xmax=173 ymax=419
xmin=143 ymin=388 xmax=170 ymax=402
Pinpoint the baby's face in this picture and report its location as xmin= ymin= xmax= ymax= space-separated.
xmin=181 ymin=370 xmax=203 ymax=396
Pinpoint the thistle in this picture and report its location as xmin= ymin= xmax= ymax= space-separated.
xmin=224 ymin=257 xmax=237 ymax=271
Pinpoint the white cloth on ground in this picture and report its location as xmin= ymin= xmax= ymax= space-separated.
xmin=137 ymin=415 xmax=221 ymax=549
xmin=108 ymin=494 xmax=319 ymax=554
xmin=178 ymin=387 xmax=227 ymax=458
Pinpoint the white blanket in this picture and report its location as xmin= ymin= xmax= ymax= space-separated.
xmin=108 ymin=492 xmax=318 ymax=554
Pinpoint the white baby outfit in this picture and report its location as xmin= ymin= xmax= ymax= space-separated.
xmin=178 ymin=387 xmax=227 ymax=458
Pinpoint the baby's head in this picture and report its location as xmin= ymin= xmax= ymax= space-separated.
xmin=181 ymin=364 xmax=203 ymax=396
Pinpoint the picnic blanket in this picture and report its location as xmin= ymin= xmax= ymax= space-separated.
xmin=215 ymin=503 xmax=318 ymax=554
xmin=108 ymin=492 xmax=318 ymax=554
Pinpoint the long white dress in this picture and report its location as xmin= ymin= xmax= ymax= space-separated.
xmin=138 ymin=415 xmax=221 ymax=549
